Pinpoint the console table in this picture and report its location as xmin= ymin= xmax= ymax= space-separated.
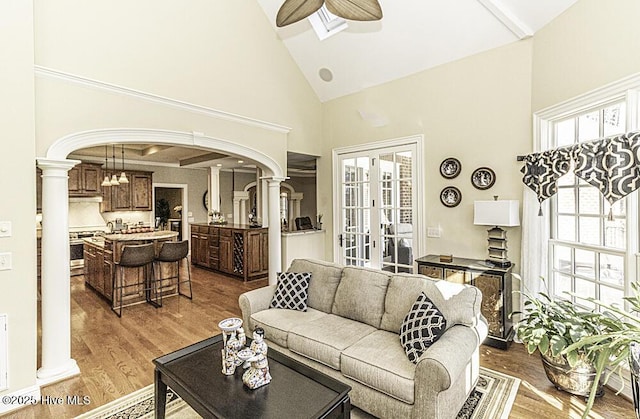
xmin=415 ymin=254 xmax=514 ymax=349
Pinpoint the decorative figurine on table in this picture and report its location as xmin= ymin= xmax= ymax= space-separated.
xmin=241 ymin=327 xmax=272 ymax=389
xmin=218 ymin=317 xmax=244 ymax=375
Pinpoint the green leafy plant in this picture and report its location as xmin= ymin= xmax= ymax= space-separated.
xmin=512 ymin=276 xmax=616 ymax=419
xmin=513 ymin=277 xmax=604 ymax=367
xmin=563 ymin=281 xmax=640 ymax=418
xmin=156 ymin=198 xmax=170 ymax=227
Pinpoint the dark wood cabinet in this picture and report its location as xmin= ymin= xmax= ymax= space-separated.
xmin=69 ymin=163 xmax=102 ymax=196
xmin=111 ymin=181 xmax=131 ymax=211
xmin=131 ymin=172 xmax=152 ymax=210
xmin=191 ymin=224 xmax=268 ymax=281
xmin=415 ymin=254 xmax=514 ymax=350
xmin=218 ymin=229 xmax=233 ymax=274
xmin=101 ymin=170 xmax=153 ymax=212
xmin=247 ymin=229 xmax=269 ymax=276
xmin=84 ymin=242 xmax=105 ymax=295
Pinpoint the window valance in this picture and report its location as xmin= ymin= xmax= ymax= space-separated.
xmin=519 ymin=131 xmax=640 ymax=218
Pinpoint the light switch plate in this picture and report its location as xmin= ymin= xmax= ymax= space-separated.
xmin=427 ymin=226 xmax=441 ymax=238
xmin=0 ymin=222 xmax=11 ymax=238
xmin=0 ymin=253 xmax=11 ymax=270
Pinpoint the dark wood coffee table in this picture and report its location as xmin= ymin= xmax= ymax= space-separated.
xmin=153 ymin=334 xmax=351 ymax=418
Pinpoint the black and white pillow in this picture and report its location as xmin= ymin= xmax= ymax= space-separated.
xmin=270 ymin=272 xmax=311 ymax=311
xmin=400 ymin=292 xmax=447 ymax=363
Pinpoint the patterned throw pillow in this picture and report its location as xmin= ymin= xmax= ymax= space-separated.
xmin=270 ymin=272 xmax=312 ymax=311
xmin=400 ymin=292 xmax=447 ymax=363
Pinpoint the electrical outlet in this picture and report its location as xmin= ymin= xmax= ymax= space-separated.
xmin=0 ymin=253 xmax=11 ymax=270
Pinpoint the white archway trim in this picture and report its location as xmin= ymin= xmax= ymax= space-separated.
xmin=35 ymin=65 xmax=292 ymax=134
xmin=44 ymin=128 xmax=285 ymax=179
xmin=244 ymin=180 xmax=295 ymax=193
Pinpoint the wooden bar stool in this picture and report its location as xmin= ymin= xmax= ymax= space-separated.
xmin=111 ymin=243 xmax=160 ymax=317
xmin=155 ymin=240 xmax=193 ymax=300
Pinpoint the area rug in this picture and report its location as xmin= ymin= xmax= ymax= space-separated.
xmin=75 ymin=367 xmax=520 ymax=419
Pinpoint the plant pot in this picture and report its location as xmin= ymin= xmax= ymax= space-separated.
xmin=630 ymin=342 xmax=640 ymax=419
xmin=540 ymin=352 xmax=604 ymax=398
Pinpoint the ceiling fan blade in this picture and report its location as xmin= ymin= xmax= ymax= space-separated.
xmin=325 ymin=0 xmax=383 ymax=21
xmin=276 ymin=0 xmax=324 ymax=27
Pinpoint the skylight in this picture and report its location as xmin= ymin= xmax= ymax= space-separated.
xmin=308 ymin=5 xmax=348 ymax=41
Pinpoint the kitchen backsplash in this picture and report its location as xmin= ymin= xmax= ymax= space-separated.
xmin=67 ymin=200 xmax=152 ymax=230
xmin=102 ymin=211 xmax=153 ymax=229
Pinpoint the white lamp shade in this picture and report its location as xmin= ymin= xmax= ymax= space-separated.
xmin=474 ymin=200 xmax=520 ymax=227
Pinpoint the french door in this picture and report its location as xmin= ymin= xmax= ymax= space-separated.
xmin=334 ymin=139 xmax=420 ymax=273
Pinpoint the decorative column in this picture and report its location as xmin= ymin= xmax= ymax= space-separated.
xmin=36 ymin=158 xmax=81 ymax=385
xmin=255 ymin=169 xmax=263 ymax=221
xmin=267 ymin=178 xmax=285 ymax=285
xmin=209 ymin=166 xmax=221 ymax=215
xmin=233 ymin=191 xmax=250 ymax=225
xmin=289 ymin=192 xmax=303 ymax=230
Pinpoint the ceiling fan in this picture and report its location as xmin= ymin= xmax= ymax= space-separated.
xmin=276 ymin=0 xmax=383 ymax=27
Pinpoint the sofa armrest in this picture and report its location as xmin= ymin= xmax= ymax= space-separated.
xmin=238 ymin=285 xmax=277 ymax=331
xmin=415 ymin=325 xmax=480 ymax=392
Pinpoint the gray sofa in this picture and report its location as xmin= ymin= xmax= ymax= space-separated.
xmin=238 ymin=258 xmax=488 ymax=419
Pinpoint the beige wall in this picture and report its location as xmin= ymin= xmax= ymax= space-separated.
xmin=321 ymin=41 xmax=533 ymax=268
xmin=34 ymin=0 xmax=323 ymax=157
xmin=532 ymin=0 xmax=640 ymax=111
xmin=0 ymin=1 xmax=37 ymax=397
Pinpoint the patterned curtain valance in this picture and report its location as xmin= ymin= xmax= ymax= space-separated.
xmin=519 ymin=131 xmax=640 ymax=218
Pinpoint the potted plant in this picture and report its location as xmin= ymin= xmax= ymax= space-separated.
xmin=563 ymin=281 xmax=640 ymax=419
xmin=512 ymin=277 xmax=606 ymax=402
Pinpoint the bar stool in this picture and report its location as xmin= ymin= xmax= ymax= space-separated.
xmin=155 ymin=240 xmax=193 ymax=300
xmin=111 ymin=243 xmax=160 ymax=317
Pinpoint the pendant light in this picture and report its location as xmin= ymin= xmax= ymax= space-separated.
xmin=118 ymin=144 xmax=129 ymax=184
xmin=110 ymin=145 xmax=120 ymax=186
xmin=101 ymin=145 xmax=112 ymax=187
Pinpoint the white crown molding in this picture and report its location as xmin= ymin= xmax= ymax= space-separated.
xmin=34 ymin=65 xmax=292 ymax=134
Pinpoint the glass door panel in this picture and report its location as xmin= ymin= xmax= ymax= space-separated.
xmin=380 ymin=151 xmax=414 ymax=273
xmin=341 ymin=157 xmax=371 ymax=267
xmin=338 ymin=146 xmax=416 ymax=273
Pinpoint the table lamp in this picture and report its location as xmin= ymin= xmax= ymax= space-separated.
xmin=473 ymin=197 xmax=520 ymax=267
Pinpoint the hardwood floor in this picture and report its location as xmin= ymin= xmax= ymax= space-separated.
xmin=2 ymin=265 xmax=635 ymax=418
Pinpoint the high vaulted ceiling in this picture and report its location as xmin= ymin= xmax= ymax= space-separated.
xmin=257 ymin=0 xmax=578 ymax=102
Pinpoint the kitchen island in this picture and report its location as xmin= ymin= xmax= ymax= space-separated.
xmin=190 ymin=223 xmax=268 ymax=281
xmin=83 ymin=230 xmax=179 ymax=308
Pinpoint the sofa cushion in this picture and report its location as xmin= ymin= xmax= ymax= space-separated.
xmin=270 ymin=272 xmax=311 ymax=311
xmin=341 ymin=330 xmax=416 ymax=404
xmin=288 ymin=259 xmax=343 ymax=313
xmin=332 ymin=266 xmax=390 ymax=328
xmin=380 ymin=274 xmax=482 ymax=333
xmin=400 ymin=292 xmax=447 ymax=363
xmin=288 ymin=314 xmax=376 ymax=370
xmin=251 ymin=308 xmax=327 ymax=348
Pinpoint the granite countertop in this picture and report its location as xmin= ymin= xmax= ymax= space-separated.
xmin=104 ymin=231 xmax=179 ymax=241
xmin=191 ymin=222 xmax=265 ymax=230
xmin=282 ymin=229 xmax=325 ymax=236
xmin=83 ymin=237 xmax=106 ymax=248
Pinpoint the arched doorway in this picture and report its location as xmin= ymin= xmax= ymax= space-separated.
xmin=36 ymin=128 xmax=285 ymax=386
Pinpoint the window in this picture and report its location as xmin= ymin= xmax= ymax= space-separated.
xmin=542 ymin=89 xmax=640 ymax=312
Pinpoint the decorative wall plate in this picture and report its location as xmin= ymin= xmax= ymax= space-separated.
xmin=439 ymin=158 xmax=462 ymax=179
xmin=471 ymin=167 xmax=496 ymax=190
xmin=440 ymin=186 xmax=462 ymax=207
